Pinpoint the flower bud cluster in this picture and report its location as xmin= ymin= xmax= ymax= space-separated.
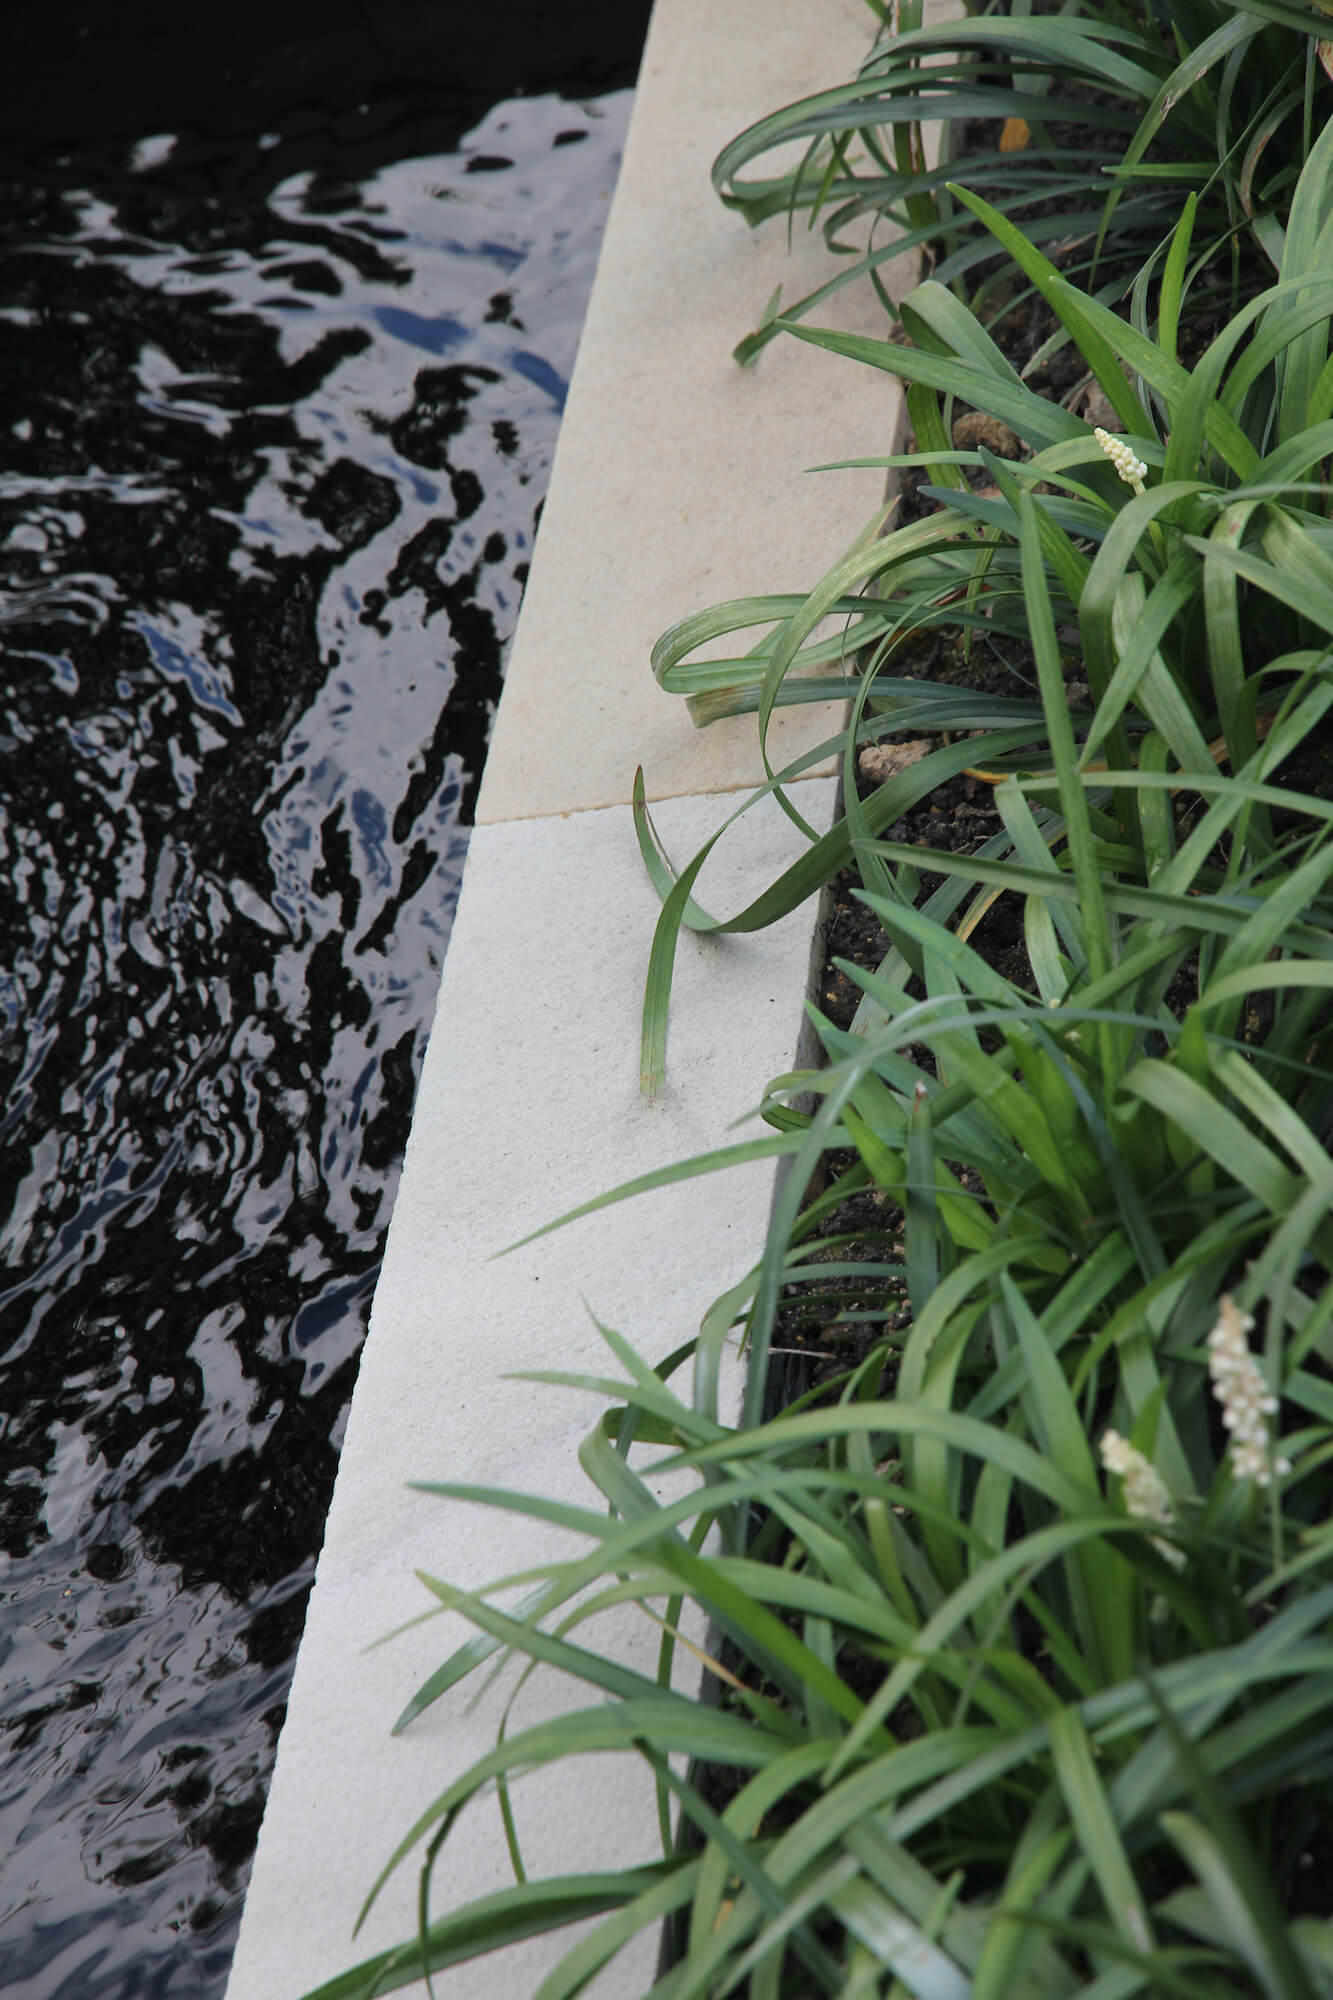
xmin=1207 ymin=1295 xmax=1289 ymax=1487
xmin=1100 ymin=1429 xmax=1184 ymax=1567
xmin=1094 ymin=425 xmax=1147 ymax=492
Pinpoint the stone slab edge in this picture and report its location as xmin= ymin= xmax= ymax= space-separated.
xmin=475 ymin=0 xmax=912 ymax=825
xmin=226 ymin=2 xmax=916 ymax=1996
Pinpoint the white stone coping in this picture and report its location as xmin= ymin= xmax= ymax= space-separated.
xmin=225 ymin=2 xmax=911 ymax=1995
xmin=476 ymin=0 xmax=909 ymax=825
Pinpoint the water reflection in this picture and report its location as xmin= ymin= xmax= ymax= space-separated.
xmin=0 ymin=90 xmax=629 ymax=1995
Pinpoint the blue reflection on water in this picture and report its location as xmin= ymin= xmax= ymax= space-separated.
xmin=0 ymin=87 xmax=630 ymax=1999
xmin=371 ymin=304 xmax=470 ymax=354
xmin=509 ymin=347 xmax=569 ymax=409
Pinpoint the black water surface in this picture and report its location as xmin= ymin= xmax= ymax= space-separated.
xmin=0 ymin=86 xmax=632 ymax=1998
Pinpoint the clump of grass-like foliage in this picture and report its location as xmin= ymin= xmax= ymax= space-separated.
xmin=716 ymin=0 xmax=1333 ymax=364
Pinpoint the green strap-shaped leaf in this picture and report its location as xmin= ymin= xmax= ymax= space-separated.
xmin=776 ymin=315 xmax=1087 ymax=453
xmin=948 ymin=182 xmax=1155 ymax=436
xmin=301 ymin=1864 xmax=695 ymax=2000
xmin=1277 ymin=112 xmax=1333 ymax=436
xmin=1102 ymin=10 xmax=1260 ymax=254
xmin=1122 ymin=1059 xmax=1299 ymax=1216
xmin=1049 ymin=1705 xmax=1155 ymax=1957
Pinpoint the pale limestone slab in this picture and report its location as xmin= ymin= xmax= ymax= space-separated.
xmin=476 ymin=0 xmax=911 ymax=826
xmin=224 ymin=780 xmax=837 ymax=2000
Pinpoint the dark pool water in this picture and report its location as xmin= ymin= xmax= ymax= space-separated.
xmin=0 ymin=87 xmax=631 ymax=1997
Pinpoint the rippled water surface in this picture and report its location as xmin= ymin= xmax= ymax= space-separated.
xmin=0 ymin=91 xmax=630 ymax=1996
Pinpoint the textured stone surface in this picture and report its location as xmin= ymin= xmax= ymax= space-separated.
xmin=476 ymin=0 xmax=908 ymax=824
xmin=225 ymin=784 xmax=836 ymax=1998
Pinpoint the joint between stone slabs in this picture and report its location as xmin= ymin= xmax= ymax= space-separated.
xmin=475 ymin=762 xmax=841 ymax=828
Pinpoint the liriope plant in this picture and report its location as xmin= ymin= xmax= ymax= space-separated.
xmin=715 ymin=0 xmax=1333 ymax=363
xmin=640 ymin=125 xmax=1333 ymax=1093
xmin=299 ymin=1278 xmax=1333 ymax=1998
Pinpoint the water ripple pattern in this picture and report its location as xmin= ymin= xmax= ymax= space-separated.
xmin=0 ymin=91 xmax=630 ymax=1997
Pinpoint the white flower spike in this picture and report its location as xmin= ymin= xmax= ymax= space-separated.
xmin=1207 ymin=1295 xmax=1290 ymax=1487
xmin=1100 ymin=1429 xmax=1184 ymax=1567
xmin=1094 ymin=425 xmax=1147 ymax=494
